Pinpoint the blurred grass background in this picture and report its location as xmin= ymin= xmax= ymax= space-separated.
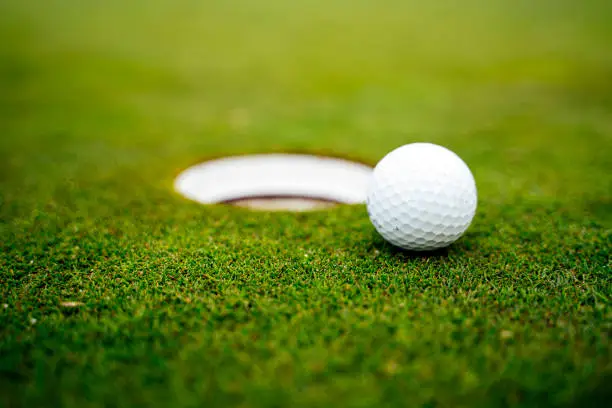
xmin=1 ymin=0 xmax=610 ymax=202
xmin=1 ymin=1 xmax=611 ymax=407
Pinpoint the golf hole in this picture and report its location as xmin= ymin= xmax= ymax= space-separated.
xmin=174 ymin=154 xmax=373 ymax=211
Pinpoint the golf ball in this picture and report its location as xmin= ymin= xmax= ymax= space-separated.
xmin=366 ymin=143 xmax=477 ymax=251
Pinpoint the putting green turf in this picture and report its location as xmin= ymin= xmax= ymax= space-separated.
xmin=1 ymin=0 xmax=611 ymax=406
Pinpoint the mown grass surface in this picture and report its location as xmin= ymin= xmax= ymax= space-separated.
xmin=1 ymin=1 xmax=611 ymax=407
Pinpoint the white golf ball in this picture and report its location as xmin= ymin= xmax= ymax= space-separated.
xmin=366 ymin=143 xmax=477 ymax=251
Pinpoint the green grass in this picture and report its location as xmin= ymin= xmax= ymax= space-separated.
xmin=1 ymin=0 xmax=611 ymax=407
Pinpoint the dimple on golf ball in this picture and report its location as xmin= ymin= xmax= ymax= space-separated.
xmin=366 ymin=143 xmax=477 ymax=251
